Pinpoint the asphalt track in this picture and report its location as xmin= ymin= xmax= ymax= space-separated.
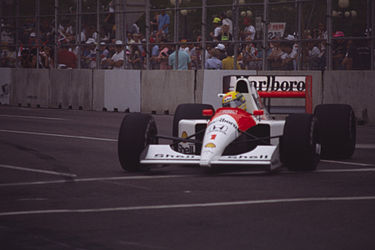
xmin=0 ymin=106 xmax=375 ymax=250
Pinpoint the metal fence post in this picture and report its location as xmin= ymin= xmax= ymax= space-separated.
xmin=297 ymin=0 xmax=302 ymax=70
xmin=174 ymin=0 xmax=179 ymax=70
xmin=233 ymin=0 xmax=239 ymax=70
xmin=145 ymin=0 xmax=150 ymax=70
xmin=201 ymin=0 xmax=207 ymax=70
xmin=326 ymin=0 xmax=332 ymax=70
xmin=54 ymin=0 xmax=59 ymax=69
xmin=262 ymin=0 xmax=269 ymax=70
xmin=36 ymin=0 xmax=40 ymax=68
xmin=372 ymin=0 xmax=374 ymax=70
xmin=96 ymin=0 xmax=100 ymax=69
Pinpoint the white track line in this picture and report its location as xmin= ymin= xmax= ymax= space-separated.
xmin=321 ymin=160 xmax=375 ymax=167
xmin=356 ymin=144 xmax=375 ymax=149
xmin=0 ymin=175 xmax=187 ymax=187
xmin=0 ymin=164 xmax=77 ymax=178
xmin=1 ymin=168 xmax=375 ymax=188
xmin=0 ymin=129 xmax=117 ymax=142
xmin=0 ymin=114 xmax=66 ymax=121
xmin=0 ymin=196 xmax=374 ymax=217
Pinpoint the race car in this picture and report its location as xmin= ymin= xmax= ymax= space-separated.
xmin=118 ymin=77 xmax=356 ymax=172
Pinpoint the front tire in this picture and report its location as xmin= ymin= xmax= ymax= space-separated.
xmin=281 ymin=114 xmax=320 ymax=171
xmin=118 ymin=113 xmax=158 ymax=172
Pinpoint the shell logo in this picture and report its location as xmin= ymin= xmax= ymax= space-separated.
xmin=205 ymin=143 xmax=216 ymax=148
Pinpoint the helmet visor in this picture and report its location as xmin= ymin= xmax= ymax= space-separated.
xmin=223 ymin=98 xmax=244 ymax=108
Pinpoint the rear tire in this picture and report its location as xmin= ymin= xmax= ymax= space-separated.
xmin=281 ymin=114 xmax=320 ymax=171
xmin=314 ymin=104 xmax=356 ymax=159
xmin=118 ymin=113 xmax=158 ymax=172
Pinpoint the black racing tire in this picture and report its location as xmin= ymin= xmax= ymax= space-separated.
xmin=281 ymin=113 xmax=320 ymax=171
xmin=118 ymin=113 xmax=158 ymax=172
xmin=172 ymin=103 xmax=214 ymax=137
xmin=314 ymin=104 xmax=356 ymax=159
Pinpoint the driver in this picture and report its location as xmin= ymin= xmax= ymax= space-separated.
xmin=222 ymin=91 xmax=247 ymax=111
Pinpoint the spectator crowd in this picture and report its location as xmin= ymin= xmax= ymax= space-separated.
xmin=0 ymin=5 xmax=372 ymax=71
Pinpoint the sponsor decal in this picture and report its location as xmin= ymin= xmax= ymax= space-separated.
xmin=250 ymin=76 xmax=305 ymax=92
xmin=224 ymin=155 xmax=268 ymax=160
xmin=154 ymin=154 xmax=199 ymax=159
xmin=208 ymin=124 xmax=229 ymax=134
xmin=210 ymin=117 xmax=238 ymax=130
xmin=181 ymin=131 xmax=188 ymax=138
xmin=223 ymin=95 xmax=232 ymax=102
xmin=177 ymin=143 xmax=195 ymax=154
xmin=218 ymin=109 xmax=238 ymax=115
xmin=211 ymin=134 xmax=217 ymax=140
xmin=205 ymin=143 xmax=216 ymax=148
xmin=228 ymin=76 xmax=306 ymax=92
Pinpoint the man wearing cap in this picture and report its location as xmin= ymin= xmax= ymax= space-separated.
xmin=82 ymin=38 xmax=97 ymax=69
xmin=215 ymin=43 xmax=227 ymax=60
xmin=205 ymin=48 xmax=222 ymax=70
xmin=332 ymin=31 xmax=346 ymax=70
xmin=107 ymin=40 xmax=124 ymax=69
xmin=210 ymin=17 xmax=222 ymax=41
xmin=99 ymin=41 xmax=110 ymax=69
xmin=243 ymin=18 xmax=256 ymax=41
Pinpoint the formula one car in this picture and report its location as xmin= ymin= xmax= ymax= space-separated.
xmin=118 ymin=77 xmax=356 ymax=172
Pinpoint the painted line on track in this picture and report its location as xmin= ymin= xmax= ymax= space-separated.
xmin=0 ymin=175 xmax=187 ymax=187
xmin=0 ymin=129 xmax=117 ymax=142
xmin=356 ymin=144 xmax=375 ymax=149
xmin=0 ymin=196 xmax=374 ymax=217
xmin=0 ymin=114 xmax=66 ymax=121
xmin=0 ymin=164 xmax=77 ymax=178
xmin=321 ymin=160 xmax=375 ymax=167
xmin=1 ymin=168 xmax=375 ymax=188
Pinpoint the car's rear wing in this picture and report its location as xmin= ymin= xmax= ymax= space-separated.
xmin=225 ymin=75 xmax=313 ymax=114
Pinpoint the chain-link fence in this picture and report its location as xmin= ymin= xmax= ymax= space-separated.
xmin=0 ymin=0 xmax=374 ymax=70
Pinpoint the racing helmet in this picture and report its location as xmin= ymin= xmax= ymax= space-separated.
xmin=222 ymin=91 xmax=247 ymax=111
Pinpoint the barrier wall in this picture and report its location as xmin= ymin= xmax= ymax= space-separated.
xmin=141 ymin=70 xmax=195 ymax=114
xmin=11 ymin=69 xmax=50 ymax=108
xmin=2 ymin=68 xmax=374 ymax=125
xmin=0 ymin=68 xmax=12 ymax=105
xmin=49 ymin=69 xmax=93 ymax=110
xmin=93 ymin=70 xmax=141 ymax=112
xmin=323 ymin=71 xmax=375 ymax=124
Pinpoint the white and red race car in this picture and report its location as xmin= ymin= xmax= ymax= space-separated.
xmin=118 ymin=77 xmax=356 ymax=172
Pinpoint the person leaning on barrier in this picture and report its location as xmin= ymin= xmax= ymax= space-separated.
xmin=107 ymin=40 xmax=124 ymax=70
xmin=205 ymin=47 xmax=222 ymax=70
xmin=168 ymin=44 xmax=191 ymax=70
xmin=222 ymin=46 xmax=240 ymax=70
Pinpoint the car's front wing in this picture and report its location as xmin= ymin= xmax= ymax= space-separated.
xmin=140 ymin=144 xmax=282 ymax=171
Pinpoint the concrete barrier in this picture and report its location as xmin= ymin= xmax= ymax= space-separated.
xmin=11 ymin=69 xmax=50 ymax=108
xmin=49 ymin=69 xmax=92 ymax=110
xmin=323 ymin=71 xmax=375 ymax=124
xmin=198 ymin=70 xmax=257 ymax=109
xmin=93 ymin=70 xmax=141 ymax=112
xmin=0 ymin=68 xmax=12 ymax=105
xmin=2 ymin=67 xmax=374 ymax=125
xmin=141 ymin=70 xmax=195 ymax=114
